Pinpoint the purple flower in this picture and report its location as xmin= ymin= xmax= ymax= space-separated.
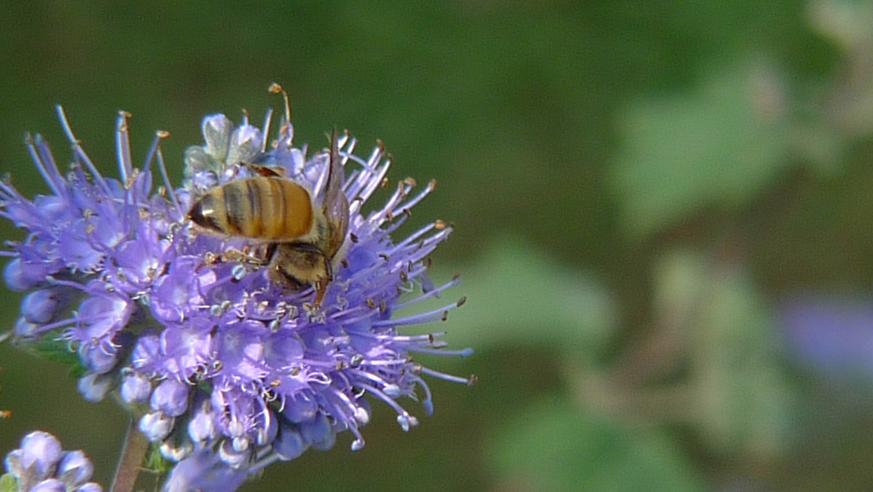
xmin=3 ymin=430 xmax=101 ymax=492
xmin=163 ymin=449 xmax=247 ymax=492
xmin=2 ymin=90 xmax=472 ymax=487
xmin=780 ymin=296 xmax=873 ymax=379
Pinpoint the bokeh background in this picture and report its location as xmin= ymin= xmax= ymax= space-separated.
xmin=3 ymin=1 xmax=873 ymax=490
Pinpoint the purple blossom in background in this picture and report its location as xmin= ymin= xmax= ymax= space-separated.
xmin=1 ymin=98 xmax=471 ymax=487
xmin=780 ymin=297 xmax=873 ymax=379
xmin=2 ymin=431 xmax=101 ymax=491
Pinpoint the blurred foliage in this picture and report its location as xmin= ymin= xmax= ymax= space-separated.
xmin=441 ymin=238 xmax=615 ymax=357
xmin=3 ymin=1 xmax=873 ymax=491
xmin=612 ymin=62 xmax=796 ymax=237
xmin=489 ymin=396 xmax=704 ymax=492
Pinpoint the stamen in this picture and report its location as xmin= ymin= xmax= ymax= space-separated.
xmin=419 ymin=366 xmax=475 ymax=385
xmin=408 ymin=346 xmax=474 ymax=357
xmin=260 ymin=107 xmax=274 ymax=152
xmin=357 ymin=383 xmax=410 ymax=419
xmin=155 ymin=146 xmax=181 ymax=215
xmin=24 ymin=134 xmax=63 ymax=196
xmin=394 ymin=277 xmax=462 ymax=310
xmin=55 ymin=105 xmax=112 ymax=195
xmin=371 ymin=301 xmax=460 ymax=327
xmin=268 ymin=82 xmax=293 ymax=140
xmin=115 ymin=111 xmax=133 ymax=182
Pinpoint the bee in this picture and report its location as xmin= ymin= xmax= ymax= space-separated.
xmin=187 ymin=129 xmax=350 ymax=306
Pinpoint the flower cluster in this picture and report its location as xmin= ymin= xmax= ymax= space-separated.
xmin=1 ymin=99 xmax=470 ymax=484
xmin=3 ymin=431 xmax=101 ymax=492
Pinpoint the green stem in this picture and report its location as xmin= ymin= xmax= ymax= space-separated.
xmin=110 ymin=418 xmax=149 ymax=492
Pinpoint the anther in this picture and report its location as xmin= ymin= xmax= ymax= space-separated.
xmin=350 ymin=233 xmax=359 ymax=243
xmin=403 ymin=177 xmax=417 ymax=187
xmin=268 ymin=82 xmax=293 ymax=125
xmin=441 ymin=311 xmax=448 ymax=322
xmin=156 ymin=130 xmax=170 ymax=139
xmin=231 ymin=264 xmax=247 ymax=281
xmin=434 ymin=220 xmax=446 ymax=230
xmin=456 ymin=296 xmax=467 ymax=307
xmin=467 ymin=374 xmax=478 ymax=386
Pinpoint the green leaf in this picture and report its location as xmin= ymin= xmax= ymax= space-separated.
xmin=612 ymin=61 xmax=793 ymax=237
xmin=489 ymin=396 xmax=704 ymax=492
xmin=0 ymin=474 xmax=18 ymax=492
xmin=655 ymin=251 xmax=795 ymax=456
xmin=29 ymin=336 xmax=86 ymax=377
xmin=429 ymin=237 xmax=615 ymax=357
xmin=145 ymin=444 xmax=172 ymax=475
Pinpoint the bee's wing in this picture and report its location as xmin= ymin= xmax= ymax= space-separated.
xmin=323 ymin=129 xmax=349 ymax=258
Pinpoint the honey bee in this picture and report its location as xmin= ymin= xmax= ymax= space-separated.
xmin=187 ymin=129 xmax=350 ymax=305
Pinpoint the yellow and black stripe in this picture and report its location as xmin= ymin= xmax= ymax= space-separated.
xmin=188 ymin=177 xmax=314 ymax=241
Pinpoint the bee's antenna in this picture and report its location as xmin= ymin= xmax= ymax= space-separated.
xmin=268 ymin=82 xmax=292 ymax=127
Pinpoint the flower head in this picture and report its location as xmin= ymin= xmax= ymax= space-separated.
xmin=3 ymin=431 xmax=101 ymax=492
xmin=2 ymin=89 xmax=471 ymax=483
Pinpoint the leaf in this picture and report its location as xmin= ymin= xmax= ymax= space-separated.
xmin=612 ymin=61 xmax=793 ymax=237
xmin=655 ymin=251 xmax=796 ymax=456
xmin=0 ymin=474 xmax=18 ymax=492
xmin=145 ymin=444 xmax=172 ymax=474
xmin=427 ymin=237 xmax=615 ymax=357
xmin=488 ymin=396 xmax=704 ymax=492
xmin=29 ymin=336 xmax=86 ymax=377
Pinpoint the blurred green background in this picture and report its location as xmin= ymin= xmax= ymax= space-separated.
xmin=5 ymin=1 xmax=873 ymax=490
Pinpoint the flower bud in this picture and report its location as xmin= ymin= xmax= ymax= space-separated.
xmin=120 ymin=372 xmax=152 ymax=405
xmin=57 ymin=450 xmax=94 ymax=486
xmin=19 ymin=431 xmax=62 ymax=481
xmin=201 ymin=114 xmax=231 ymax=162
xmin=31 ymin=478 xmax=65 ymax=492
xmin=225 ymin=125 xmax=262 ymax=166
xmin=139 ymin=412 xmax=174 ymax=442
xmin=5 ymin=258 xmax=43 ymax=291
xmin=22 ymin=289 xmax=60 ymax=324
xmin=77 ymin=373 xmax=114 ymax=403
xmin=300 ymin=413 xmax=334 ymax=451
xmin=188 ymin=407 xmax=217 ymax=444
xmin=273 ymin=424 xmax=307 ymax=461
xmin=151 ymin=379 xmax=190 ymax=417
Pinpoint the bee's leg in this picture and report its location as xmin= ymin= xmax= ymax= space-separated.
xmin=313 ymin=256 xmax=334 ymax=306
xmin=269 ymin=242 xmax=332 ymax=305
xmin=221 ymin=247 xmax=267 ymax=266
xmin=241 ymin=162 xmax=286 ymax=178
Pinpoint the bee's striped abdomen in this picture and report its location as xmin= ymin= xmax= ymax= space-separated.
xmin=188 ymin=177 xmax=314 ymax=241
